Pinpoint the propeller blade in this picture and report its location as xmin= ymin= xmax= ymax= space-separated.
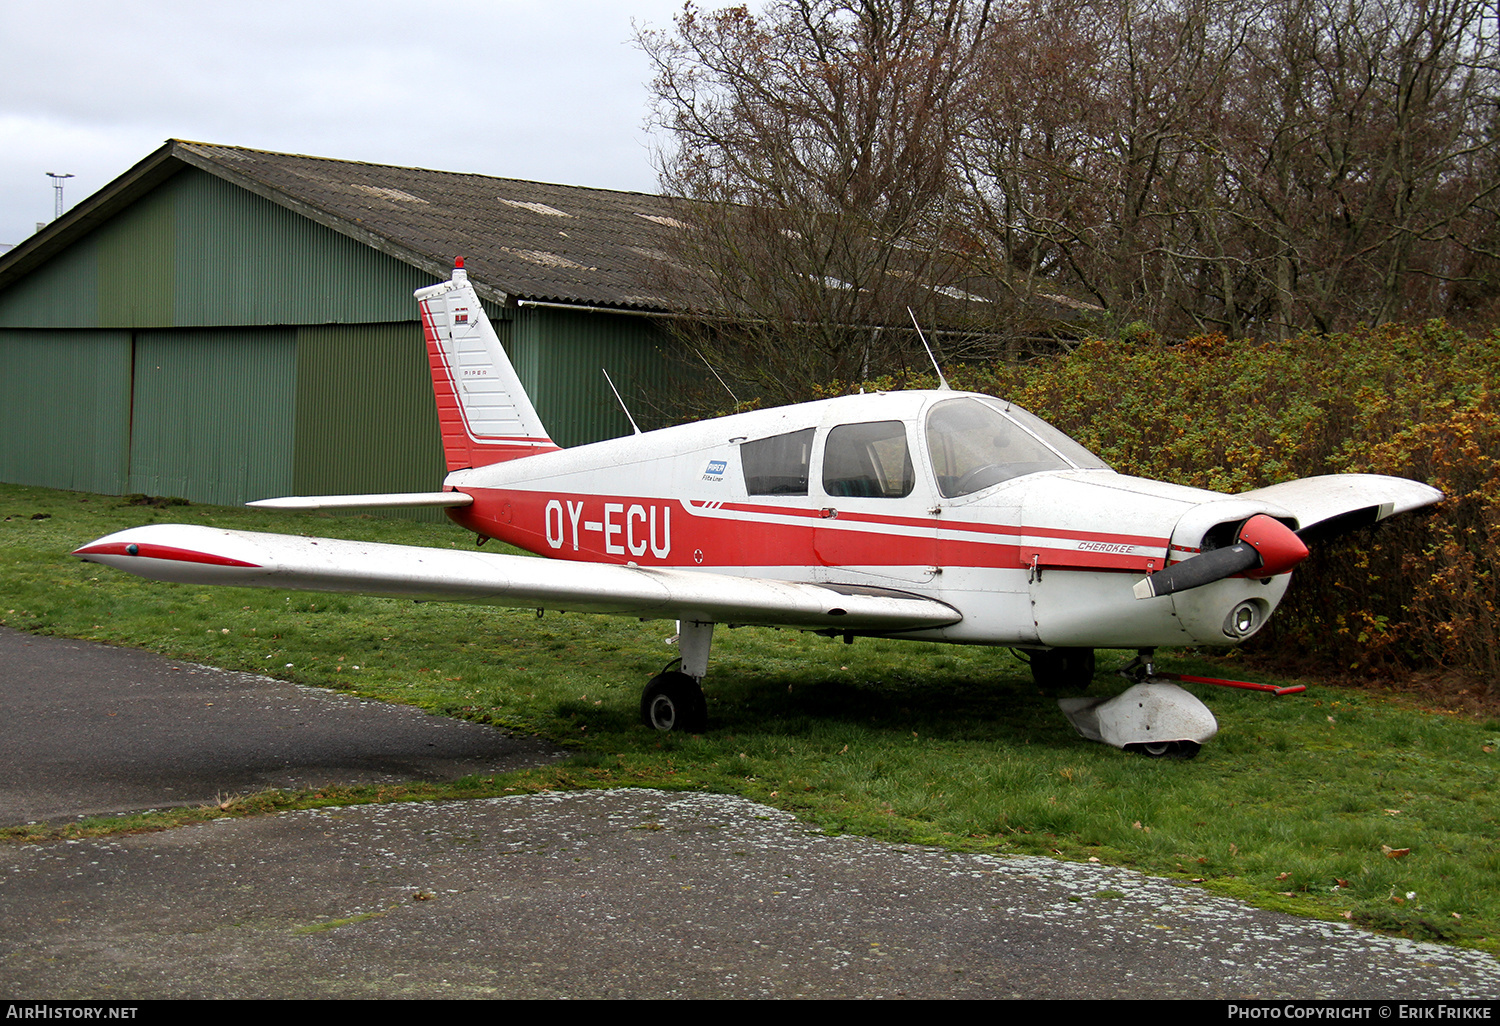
xmin=1134 ymin=514 xmax=1308 ymax=600
xmin=1132 ymin=543 xmax=1259 ymax=599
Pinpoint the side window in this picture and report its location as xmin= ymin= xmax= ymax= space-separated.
xmin=822 ymin=421 xmax=915 ymax=498
xmin=741 ymin=428 xmax=815 ymax=495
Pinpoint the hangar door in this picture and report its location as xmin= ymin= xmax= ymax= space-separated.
xmin=0 ymin=329 xmax=132 ymax=494
xmin=127 ymin=328 xmax=296 ymax=505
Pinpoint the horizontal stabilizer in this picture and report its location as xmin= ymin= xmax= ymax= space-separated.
xmin=246 ymin=492 xmax=473 ymax=511
xmin=74 ymin=525 xmax=962 ymax=632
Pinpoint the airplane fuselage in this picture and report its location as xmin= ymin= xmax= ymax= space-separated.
xmin=444 ymin=389 xmax=1293 ymax=651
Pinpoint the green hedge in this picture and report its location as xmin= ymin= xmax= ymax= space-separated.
xmin=853 ymin=323 xmax=1499 ymax=690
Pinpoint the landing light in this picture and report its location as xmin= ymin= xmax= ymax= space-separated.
xmin=1224 ymin=600 xmax=1264 ymax=638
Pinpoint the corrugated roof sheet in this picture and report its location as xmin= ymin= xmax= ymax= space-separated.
xmin=172 ymin=142 xmax=708 ymax=312
xmin=0 ymin=140 xmax=1099 ymax=325
xmin=0 ymin=140 xmax=710 ymax=314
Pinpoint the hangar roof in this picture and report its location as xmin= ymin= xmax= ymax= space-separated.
xmin=0 ymin=140 xmax=708 ymax=312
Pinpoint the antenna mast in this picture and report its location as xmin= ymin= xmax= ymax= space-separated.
xmin=908 ymin=308 xmax=951 ymax=390
xmin=601 ymin=369 xmax=642 ymax=435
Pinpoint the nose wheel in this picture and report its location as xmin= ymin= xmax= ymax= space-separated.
xmin=640 ymin=670 xmax=707 ymax=733
xmin=1129 ymin=740 xmax=1203 ymax=759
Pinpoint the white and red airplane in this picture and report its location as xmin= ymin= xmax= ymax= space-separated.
xmin=75 ymin=261 xmax=1442 ymax=755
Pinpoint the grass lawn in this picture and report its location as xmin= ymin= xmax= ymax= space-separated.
xmin=3 ymin=481 xmax=1498 ymax=953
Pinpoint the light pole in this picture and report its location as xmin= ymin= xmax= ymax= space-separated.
xmin=46 ymin=172 xmax=74 ymax=221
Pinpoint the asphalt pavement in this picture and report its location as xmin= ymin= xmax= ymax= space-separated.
xmin=0 ymin=627 xmax=563 ymax=825
xmin=2 ymin=627 xmax=1498 ymax=1000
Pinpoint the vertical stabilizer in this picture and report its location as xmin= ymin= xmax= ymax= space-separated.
xmin=415 ymin=260 xmax=560 ymax=470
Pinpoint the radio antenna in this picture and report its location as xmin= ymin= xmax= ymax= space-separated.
xmin=908 ymin=308 xmax=951 ymax=390
xmin=601 ymin=368 xmax=642 ymax=435
xmin=694 ymin=347 xmax=740 ymax=406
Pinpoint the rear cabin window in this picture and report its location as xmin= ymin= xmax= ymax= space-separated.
xmin=741 ymin=428 xmax=815 ymax=495
xmin=822 ymin=421 xmax=915 ymax=498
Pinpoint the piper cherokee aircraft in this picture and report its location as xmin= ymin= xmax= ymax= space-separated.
xmin=75 ymin=260 xmax=1442 ymax=756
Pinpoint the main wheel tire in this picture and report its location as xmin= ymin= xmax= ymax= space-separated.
xmin=1125 ymin=740 xmax=1202 ymax=759
xmin=640 ymin=671 xmax=708 ymax=733
xmin=1029 ymin=647 xmax=1096 ymax=694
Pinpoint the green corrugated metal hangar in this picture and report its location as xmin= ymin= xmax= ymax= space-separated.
xmin=0 ymin=140 xmax=704 ymax=508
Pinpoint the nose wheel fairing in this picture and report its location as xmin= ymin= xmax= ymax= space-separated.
xmin=1057 ymin=682 xmax=1217 ymax=756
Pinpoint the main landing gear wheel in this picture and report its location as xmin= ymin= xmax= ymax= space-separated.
xmin=640 ymin=671 xmax=707 ymax=733
xmin=1029 ymin=647 xmax=1096 ymax=694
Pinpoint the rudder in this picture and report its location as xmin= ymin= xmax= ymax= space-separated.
xmin=415 ymin=259 xmax=559 ymax=470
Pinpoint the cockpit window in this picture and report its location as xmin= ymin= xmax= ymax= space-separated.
xmin=742 ymin=427 xmax=815 ymax=495
xmin=993 ymin=399 xmax=1112 ymax=470
xmin=822 ymin=421 xmax=915 ymax=498
xmin=926 ymin=397 xmax=1107 ymax=497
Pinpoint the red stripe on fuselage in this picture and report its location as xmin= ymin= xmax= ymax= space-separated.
xmin=449 ymin=488 xmax=1169 ymax=573
xmin=700 ymin=499 xmax=1168 ymax=548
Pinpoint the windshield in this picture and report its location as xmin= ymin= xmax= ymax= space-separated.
xmin=926 ymin=397 xmax=1108 ymax=497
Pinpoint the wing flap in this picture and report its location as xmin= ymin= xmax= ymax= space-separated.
xmin=74 ymin=525 xmax=961 ymax=631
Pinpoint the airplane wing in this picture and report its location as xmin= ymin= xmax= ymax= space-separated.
xmin=244 ymin=492 xmax=473 ymax=511
xmin=1237 ymin=474 xmax=1442 ymax=539
xmin=73 ymin=525 xmax=961 ymax=632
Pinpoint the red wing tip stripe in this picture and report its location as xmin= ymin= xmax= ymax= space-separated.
xmin=73 ymin=542 xmax=262 ymax=568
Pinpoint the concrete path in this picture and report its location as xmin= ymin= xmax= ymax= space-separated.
xmin=4 ymin=789 xmax=1499 ymax=1000
xmin=2 ymin=628 xmax=1497 ymax=999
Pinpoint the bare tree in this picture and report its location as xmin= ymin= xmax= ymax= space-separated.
xmin=643 ymin=0 xmax=1500 ymax=376
xmin=1228 ymin=0 xmax=1500 ymax=333
xmin=968 ymin=1 xmax=1283 ymax=336
xmin=639 ymin=0 xmax=998 ymax=402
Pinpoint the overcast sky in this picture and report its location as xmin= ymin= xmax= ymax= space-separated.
xmin=0 ymin=0 xmax=692 ymax=248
